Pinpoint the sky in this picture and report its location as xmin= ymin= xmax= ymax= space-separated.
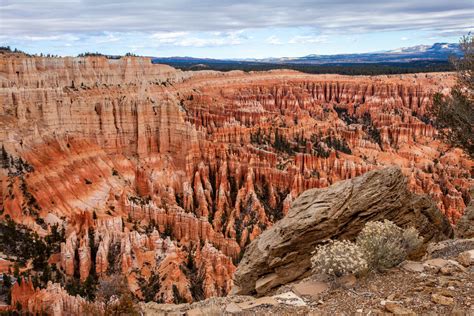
xmin=0 ymin=0 xmax=472 ymax=59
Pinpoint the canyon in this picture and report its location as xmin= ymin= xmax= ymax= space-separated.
xmin=0 ymin=52 xmax=472 ymax=314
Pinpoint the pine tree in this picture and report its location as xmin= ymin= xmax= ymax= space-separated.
xmin=3 ymin=274 xmax=12 ymax=288
xmin=431 ymin=35 xmax=473 ymax=158
xmin=1 ymin=145 xmax=9 ymax=168
xmin=13 ymin=264 xmax=20 ymax=278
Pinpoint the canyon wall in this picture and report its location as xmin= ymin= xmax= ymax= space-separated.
xmin=0 ymin=53 xmax=472 ymax=314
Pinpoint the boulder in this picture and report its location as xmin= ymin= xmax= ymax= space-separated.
xmin=401 ymin=261 xmax=425 ymax=273
xmin=236 ymin=297 xmax=278 ymax=310
xmin=423 ymin=258 xmax=450 ymax=271
xmin=224 ymin=303 xmax=242 ymax=314
xmin=385 ymin=302 xmax=416 ymax=315
xmin=232 ymin=167 xmax=453 ymax=295
xmin=292 ymin=280 xmax=329 ymax=298
xmin=424 ymin=238 xmax=474 ymax=260
xmin=456 ymin=188 xmax=474 ymax=238
xmin=457 ymin=250 xmax=474 ymax=267
xmin=431 ymin=293 xmax=455 ymax=306
xmin=272 ymin=292 xmax=306 ymax=307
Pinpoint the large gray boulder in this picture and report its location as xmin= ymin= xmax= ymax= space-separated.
xmin=232 ymin=167 xmax=453 ymax=295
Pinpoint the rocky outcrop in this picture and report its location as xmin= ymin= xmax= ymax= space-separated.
xmin=232 ymin=167 xmax=453 ymax=295
xmin=456 ymin=188 xmax=474 ymax=238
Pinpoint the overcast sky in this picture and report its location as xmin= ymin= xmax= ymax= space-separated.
xmin=0 ymin=0 xmax=472 ymax=58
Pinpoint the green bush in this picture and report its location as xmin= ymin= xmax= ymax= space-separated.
xmin=311 ymin=220 xmax=423 ymax=277
xmin=356 ymin=220 xmax=423 ymax=271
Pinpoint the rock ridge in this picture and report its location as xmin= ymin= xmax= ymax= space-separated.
xmin=233 ymin=167 xmax=453 ymax=295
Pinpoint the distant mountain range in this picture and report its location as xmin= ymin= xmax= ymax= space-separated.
xmin=153 ymin=43 xmax=461 ymax=65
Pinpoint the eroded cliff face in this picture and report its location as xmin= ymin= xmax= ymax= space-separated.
xmin=0 ymin=53 xmax=472 ymax=314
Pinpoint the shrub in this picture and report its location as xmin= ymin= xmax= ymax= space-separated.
xmin=97 ymin=274 xmax=138 ymax=315
xmin=311 ymin=240 xmax=368 ymax=277
xmin=356 ymin=220 xmax=423 ymax=271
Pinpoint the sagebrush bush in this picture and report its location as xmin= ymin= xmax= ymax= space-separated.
xmin=311 ymin=240 xmax=368 ymax=277
xmin=356 ymin=220 xmax=423 ymax=271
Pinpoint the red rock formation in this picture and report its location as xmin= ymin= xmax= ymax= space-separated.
xmin=195 ymin=242 xmax=236 ymax=298
xmin=0 ymin=53 xmax=472 ymax=313
xmin=10 ymin=279 xmax=86 ymax=315
xmin=10 ymin=278 xmax=36 ymax=310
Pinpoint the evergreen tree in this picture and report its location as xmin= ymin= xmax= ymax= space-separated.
xmin=13 ymin=264 xmax=20 ymax=279
xmin=1 ymin=145 xmax=9 ymax=168
xmin=40 ymin=264 xmax=51 ymax=284
xmin=432 ymin=35 xmax=473 ymax=158
xmin=3 ymin=274 xmax=12 ymax=288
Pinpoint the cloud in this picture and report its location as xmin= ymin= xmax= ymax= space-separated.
xmin=288 ymin=35 xmax=328 ymax=44
xmin=150 ymin=32 xmax=188 ymax=41
xmin=174 ymin=37 xmax=236 ymax=47
xmin=265 ymin=35 xmax=282 ymax=45
xmin=400 ymin=36 xmax=409 ymax=41
xmin=1 ymin=0 xmax=472 ymax=37
xmin=91 ymin=32 xmax=121 ymax=44
xmin=148 ymin=30 xmax=245 ymax=47
xmin=14 ymin=34 xmax=80 ymax=42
